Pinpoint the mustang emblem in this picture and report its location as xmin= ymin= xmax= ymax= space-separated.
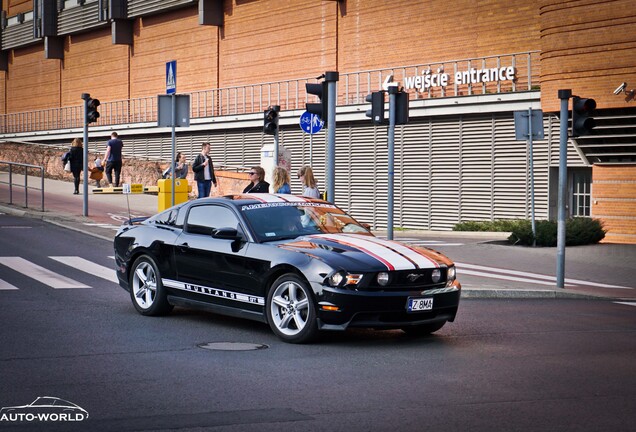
xmin=406 ymin=273 xmax=424 ymax=282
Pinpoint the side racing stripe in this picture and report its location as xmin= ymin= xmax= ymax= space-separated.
xmin=163 ymin=279 xmax=265 ymax=306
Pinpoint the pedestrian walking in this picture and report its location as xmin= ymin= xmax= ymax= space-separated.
xmin=192 ymin=143 xmax=217 ymax=198
xmin=272 ymin=166 xmax=291 ymax=194
xmin=297 ymin=165 xmax=320 ymax=198
xmin=104 ymin=131 xmax=124 ymax=187
xmin=243 ymin=166 xmax=270 ymax=193
xmin=68 ymin=137 xmax=84 ymax=195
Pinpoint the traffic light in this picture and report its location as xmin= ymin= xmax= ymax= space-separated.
xmin=305 ymin=81 xmax=328 ymax=123
xmin=395 ymin=91 xmax=409 ymax=125
xmin=571 ymin=96 xmax=596 ymax=137
xmin=86 ymin=98 xmax=100 ymax=124
xmin=263 ymin=107 xmax=278 ymax=135
xmin=365 ymin=91 xmax=385 ymax=125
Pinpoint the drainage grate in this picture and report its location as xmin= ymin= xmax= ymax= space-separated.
xmin=197 ymin=342 xmax=269 ymax=351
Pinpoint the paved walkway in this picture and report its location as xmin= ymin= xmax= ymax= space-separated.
xmin=1 ymin=175 xmax=635 ymax=301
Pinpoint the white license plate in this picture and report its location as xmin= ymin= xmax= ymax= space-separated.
xmin=407 ymin=297 xmax=433 ymax=312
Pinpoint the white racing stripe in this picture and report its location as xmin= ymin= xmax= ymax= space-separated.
xmin=457 ymin=262 xmax=633 ymax=289
xmin=0 ymin=257 xmax=90 ymax=289
xmin=342 ymin=233 xmax=438 ymax=269
xmin=49 ymin=256 xmax=118 ymax=283
xmin=317 ymin=234 xmax=418 ymax=270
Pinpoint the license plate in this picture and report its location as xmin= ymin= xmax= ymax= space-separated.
xmin=407 ymin=297 xmax=433 ymax=312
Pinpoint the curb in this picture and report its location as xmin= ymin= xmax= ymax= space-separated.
xmin=461 ymin=288 xmax=612 ymax=300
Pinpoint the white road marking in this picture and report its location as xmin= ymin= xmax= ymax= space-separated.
xmin=49 ymin=256 xmax=118 ymax=283
xmin=457 ymin=262 xmax=634 ymax=289
xmin=0 ymin=257 xmax=90 ymax=289
xmin=614 ymin=302 xmax=636 ymax=307
xmin=458 ymin=268 xmax=569 ymax=286
xmin=0 ymin=278 xmax=19 ymax=290
xmin=83 ymin=222 xmax=120 ymax=231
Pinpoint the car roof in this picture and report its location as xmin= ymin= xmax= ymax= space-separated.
xmin=192 ymin=194 xmax=327 ymax=207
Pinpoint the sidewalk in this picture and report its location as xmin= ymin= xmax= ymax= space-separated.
xmin=1 ymin=176 xmax=635 ymax=301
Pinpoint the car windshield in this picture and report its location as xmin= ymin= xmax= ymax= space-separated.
xmin=241 ymin=202 xmax=371 ymax=242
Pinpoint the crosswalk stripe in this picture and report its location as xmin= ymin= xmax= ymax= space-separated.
xmin=49 ymin=256 xmax=118 ymax=283
xmin=0 ymin=257 xmax=90 ymax=289
xmin=0 ymin=278 xmax=19 ymax=290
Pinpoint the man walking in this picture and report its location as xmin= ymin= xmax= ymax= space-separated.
xmin=104 ymin=131 xmax=124 ymax=187
xmin=192 ymin=142 xmax=217 ymax=198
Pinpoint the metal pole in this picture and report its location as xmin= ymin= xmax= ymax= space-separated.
xmin=528 ymin=108 xmax=536 ymax=246
xmin=273 ymin=105 xmax=280 ymax=167
xmin=325 ymin=71 xmax=339 ymax=203
xmin=387 ymin=87 xmax=397 ymax=240
xmin=309 ymin=114 xmax=314 ymax=166
xmin=40 ymin=167 xmax=44 ymax=211
xmin=81 ymin=94 xmax=89 ymax=217
xmin=171 ymin=93 xmax=176 ymax=206
xmin=556 ymin=89 xmax=572 ymax=288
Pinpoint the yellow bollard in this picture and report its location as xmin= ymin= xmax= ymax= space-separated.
xmin=157 ymin=179 xmax=189 ymax=212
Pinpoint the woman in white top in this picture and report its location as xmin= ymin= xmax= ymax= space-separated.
xmin=297 ymin=165 xmax=320 ymax=198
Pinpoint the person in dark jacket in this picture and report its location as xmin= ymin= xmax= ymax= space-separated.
xmin=242 ymin=166 xmax=270 ymax=193
xmin=68 ymin=137 xmax=84 ymax=194
xmin=191 ymin=143 xmax=217 ymax=198
xmin=104 ymin=131 xmax=124 ymax=187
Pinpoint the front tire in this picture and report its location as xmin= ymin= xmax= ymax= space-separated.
xmin=129 ymin=255 xmax=173 ymax=316
xmin=266 ymin=274 xmax=318 ymax=343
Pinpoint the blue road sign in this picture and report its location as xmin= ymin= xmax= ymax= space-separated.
xmin=299 ymin=111 xmax=324 ymax=134
xmin=166 ymin=60 xmax=176 ymax=95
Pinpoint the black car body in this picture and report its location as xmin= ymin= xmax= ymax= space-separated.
xmin=114 ymin=194 xmax=461 ymax=343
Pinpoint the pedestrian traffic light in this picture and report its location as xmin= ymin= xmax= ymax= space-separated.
xmin=263 ymin=107 xmax=278 ymax=135
xmin=395 ymin=91 xmax=409 ymax=125
xmin=86 ymin=98 xmax=100 ymax=124
xmin=571 ymin=96 xmax=596 ymax=137
xmin=305 ymin=81 xmax=328 ymax=123
xmin=365 ymin=91 xmax=385 ymax=125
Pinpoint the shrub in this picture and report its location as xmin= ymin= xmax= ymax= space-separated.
xmin=454 ymin=218 xmax=606 ymax=246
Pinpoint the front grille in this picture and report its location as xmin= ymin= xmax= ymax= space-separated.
xmin=362 ymin=268 xmax=447 ymax=291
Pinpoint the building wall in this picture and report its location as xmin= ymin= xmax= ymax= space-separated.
xmin=62 ymin=29 xmax=130 ymax=107
xmin=7 ymin=44 xmax=60 ymax=112
xmin=4 ymin=0 xmax=31 ymax=16
xmin=592 ymin=165 xmax=636 ymax=244
xmin=539 ymin=0 xmax=636 ymax=112
xmin=131 ymin=7 xmax=219 ymax=97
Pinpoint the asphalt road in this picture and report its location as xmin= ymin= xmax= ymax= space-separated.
xmin=1 ymin=215 xmax=635 ymax=431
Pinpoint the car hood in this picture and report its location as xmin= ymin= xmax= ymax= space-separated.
xmin=277 ymin=233 xmax=453 ymax=271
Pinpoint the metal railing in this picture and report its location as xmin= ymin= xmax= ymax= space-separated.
xmin=0 ymin=161 xmax=45 ymax=211
xmin=0 ymin=51 xmax=540 ymax=134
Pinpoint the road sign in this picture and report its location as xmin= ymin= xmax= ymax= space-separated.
xmin=158 ymin=94 xmax=190 ymax=127
xmin=299 ymin=111 xmax=324 ymax=134
xmin=166 ymin=60 xmax=176 ymax=95
xmin=514 ymin=109 xmax=544 ymax=140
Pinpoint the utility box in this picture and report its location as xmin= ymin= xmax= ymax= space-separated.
xmin=157 ymin=179 xmax=189 ymax=212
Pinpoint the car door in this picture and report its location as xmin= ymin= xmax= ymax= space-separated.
xmin=172 ymin=204 xmax=258 ymax=310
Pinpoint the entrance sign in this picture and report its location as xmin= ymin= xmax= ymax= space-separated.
xmin=299 ymin=111 xmax=324 ymax=134
xmin=166 ymin=60 xmax=176 ymax=94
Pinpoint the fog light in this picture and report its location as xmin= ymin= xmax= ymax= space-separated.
xmin=377 ymin=272 xmax=390 ymax=286
xmin=431 ymin=268 xmax=441 ymax=283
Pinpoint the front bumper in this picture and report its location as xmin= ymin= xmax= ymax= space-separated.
xmin=314 ymin=281 xmax=461 ymax=331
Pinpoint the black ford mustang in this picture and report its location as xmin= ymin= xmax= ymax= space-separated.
xmin=114 ymin=194 xmax=461 ymax=343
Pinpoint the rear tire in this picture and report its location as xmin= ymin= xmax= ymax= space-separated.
xmin=401 ymin=321 xmax=446 ymax=336
xmin=129 ymin=255 xmax=173 ymax=316
xmin=266 ymin=274 xmax=318 ymax=344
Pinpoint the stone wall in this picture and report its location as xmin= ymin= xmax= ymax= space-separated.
xmin=0 ymin=142 xmax=249 ymax=197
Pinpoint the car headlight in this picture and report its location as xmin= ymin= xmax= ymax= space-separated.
xmin=431 ymin=268 xmax=441 ymax=283
xmin=376 ymin=272 xmax=390 ymax=286
xmin=446 ymin=266 xmax=456 ymax=286
xmin=327 ymin=271 xmax=363 ymax=287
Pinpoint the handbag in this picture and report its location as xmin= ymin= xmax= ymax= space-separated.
xmin=64 ymin=161 xmax=71 ymax=172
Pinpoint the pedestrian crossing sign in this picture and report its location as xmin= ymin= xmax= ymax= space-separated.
xmin=166 ymin=60 xmax=176 ymax=94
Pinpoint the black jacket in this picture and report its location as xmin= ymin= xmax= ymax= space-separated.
xmin=192 ymin=154 xmax=216 ymax=184
xmin=242 ymin=181 xmax=270 ymax=193
xmin=69 ymin=146 xmax=83 ymax=173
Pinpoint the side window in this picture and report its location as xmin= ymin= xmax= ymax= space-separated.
xmin=185 ymin=205 xmax=240 ymax=236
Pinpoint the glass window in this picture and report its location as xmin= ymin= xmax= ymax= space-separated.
xmin=572 ymin=170 xmax=591 ymax=217
xmin=186 ymin=205 xmax=239 ymax=236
